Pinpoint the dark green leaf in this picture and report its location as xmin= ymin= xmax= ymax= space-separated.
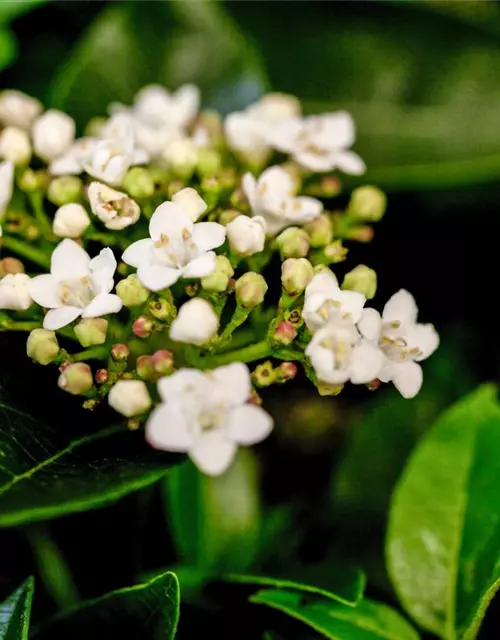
xmin=387 ymin=384 xmax=500 ymax=639
xmin=0 ymin=578 xmax=34 ymax=640
xmin=0 ymin=0 xmax=45 ymax=25
xmin=34 ymin=571 xmax=179 ymax=640
xmin=0 ymin=403 xmax=179 ymax=526
xmin=0 ymin=29 xmax=16 ymax=72
xmin=250 ymin=590 xmax=419 ymax=640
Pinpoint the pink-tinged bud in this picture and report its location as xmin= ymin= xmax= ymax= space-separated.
xmin=367 ymin=378 xmax=382 ymax=391
xmin=276 ymin=361 xmax=298 ymax=383
xmin=136 ymin=355 xmax=155 ymax=380
xmin=151 ymin=350 xmax=174 ymax=376
xmin=95 ymin=369 xmax=109 ymax=384
xmin=58 ymin=363 xmax=93 ymax=395
xmin=347 ymin=226 xmax=374 ymax=243
xmin=132 ymin=316 xmax=154 ymax=339
xmin=111 ymin=343 xmax=129 ymax=362
xmin=0 ymin=257 xmax=24 ymax=276
xmin=321 ymin=176 xmax=342 ymax=197
xmin=273 ymin=320 xmax=297 ymax=346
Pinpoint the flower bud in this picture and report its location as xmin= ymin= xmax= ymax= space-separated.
xmin=197 ymin=148 xmax=222 ymax=176
xmin=108 ymin=380 xmax=151 ymax=417
xmin=324 ymin=241 xmax=348 ymax=263
xmin=284 ymin=308 xmax=304 ymax=330
xmin=252 ymin=361 xmax=276 ymax=387
xmin=0 ymin=273 xmax=32 ymax=310
xmin=26 ymin=328 xmax=60 ymax=365
xmin=342 ymin=264 xmax=377 ymax=300
xmin=111 ymin=343 xmax=130 ymax=362
xmin=166 ymin=179 xmax=185 ymax=200
xmin=74 ymin=317 xmax=108 ymax=347
xmin=0 ymin=127 xmax=31 ymax=165
xmin=193 ymin=110 xmax=224 ymax=147
xmin=281 ymin=258 xmax=314 ymax=295
xmin=0 ymin=90 xmax=42 ymax=129
xmin=227 ymin=215 xmax=266 ymax=256
xmin=169 ymin=298 xmax=218 ymax=346
xmin=304 ymin=214 xmax=333 ymax=248
xmin=149 ymin=298 xmax=175 ymax=322
xmin=84 ymin=116 xmax=107 ymax=138
xmin=87 ymin=182 xmax=140 ymax=230
xmin=218 ymin=209 xmax=240 ymax=226
xmin=136 ymin=355 xmax=155 ymax=381
xmin=317 ymin=381 xmax=344 ymax=397
xmin=18 ymin=168 xmax=46 ymax=193
xmin=348 ymin=186 xmax=387 ymax=222
xmin=58 ymin=363 xmax=93 ymax=395
xmin=95 ymin=369 xmax=109 ymax=384
xmin=276 ymin=361 xmax=298 ymax=383
xmin=53 ymin=203 xmax=91 ymax=238
xmin=0 ymin=257 xmax=24 ymax=276
xmin=122 ymin=167 xmax=155 ymax=199
xmin=272 ymin=320 xmax=297 ymax=346
xmin=116 ymin=274 xmax=149 ymax=307
xmin=151 ymin=349 xmax=174 ymax=376
xmin=163 ymin=136 xmax=198 ymax=179
xmin=47 ymin=176 xmax=83 ymax=206
xmin=172 ymin=187 xmax=207 ymax=222
xmin=200 ymin=175 xmax=221 ymax=207
xmin=32 ymin=109 xmax=75 ymax=161
xmin=276 ymin=227 xmax=310 ymax=259
xmin=235 ymin=272 xmax=267 ymax=308
xmin=347 ymin=225 xmax=374 ymax=243
xmin=201 ymin=255 xmax=234 ymax=293
xmin=132 ymin=315 xmax=154 ymax=339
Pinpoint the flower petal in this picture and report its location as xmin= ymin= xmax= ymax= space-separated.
xmin=349 ymin=342 xmax=384 ymax=384
xmin=294 ymin=150 xmax=337 ymax=173
xmin=149 ymin=201 xmax=192 ymax=241
xmin=211 ymin=363 xmax=252 ymax=406
xmin=305 ymin=272 xmax=340 ymax=299
xmin=191 ymin=222 xmax=226 ymax=253
xmin=267 ymin=117 xmax=303 ymax=153
xmin=137 ymin=264 xmax=181 ymax=291
xmin=226 ymin=404 xmax=273 ymax=444
xmin=391 ymin=361 xmax=423 ymax=399
xmin=182 ymin=252 xmax=216 ymax=279
xmin=29 ymin=274 xmax=61 ymax=308
xmin=146 ymin=404 xmax=194 ymax=452
xmin=242 ymin=172 xmax=257 ymax=204
xmin=172 ymin=187 xmax=207 ymax=222
xmin=82 ymin=293 xmax=122 ymax=318
xmin=320 ymin=111 xmax=356 ymax=148
xmin=157 ymin=369 xmax=210 ymax=403
xmin=411 ymin=323 xmax=440 ymax=361
xmin=43 ymin=306 xmax=82 ymax=330
xmin=89 ymin=247 xmax=117 ymax=293
xmin=337 ymin=290 xmax=366 ymax=323
xmin=121 ymin=238 xmax=154 ymax=268
xmin=383 ymin=289 xmax=418 ymax=325
xmin=335 ymin=150 xmax=366 ymax=175
xmin=189 ymin=431 xmax=237 ymax=476
xmin=51 ymin=238 xmax=90 ymax=280
xmin=357 ymin=308 xmax=382 ymax=342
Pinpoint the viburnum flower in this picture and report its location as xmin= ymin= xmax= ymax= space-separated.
xmin=32 ymin=109 xmax=75 ymax=162
xmin=29 ymin=239 xmax=122 ymax=330
xmin=49 ymin=138 xmax=98 ymax=175
xmin=0 ymin=273 xmax=32 ymax=310
xmin=226 ymin=214 xmax=267 ymax=256
xmin=88 ymin=182 xmax=140 ymax=230
xmin=0 ymin=126 xmax=32 ymax=165
xmin=146 ymin=363 xmax=273 ymax=475
xmin=52 ymin=203 xmax=91 ymax=238
xmin=171 ymin=187 xmax=207 ymax=222
xmin=169 ymin=298 xmax=219 ymax=346
xmin=108 ymin=380 xmax=151 ymax=418
xmin=0 ymin=160 xmax=14 ymax=215
xmin=303 ymin=271 xmax=366 ymax=333
xmin=269 ymin=111 xmax=366 ymax=174
xmin=0 ymin=90 xmax=42 ymax=129
xmin=357 ymin=289 xmax=439 ymax=398
xmin=122 ymin=199 xmax=225 ymax=291
xmin=243 ymin=166 xmax=322 ymax=236
xmin=306 ymin=316 xmax=383 ymax=385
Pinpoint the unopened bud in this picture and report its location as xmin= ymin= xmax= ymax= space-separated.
xmin=18 ymin=168 xmax=46 ymax=193
xmin=111 ymin=343 xmax=129 ymax=362
xmin=235 ymin=272 xmax=267 ymax=308
xmin=27 ymin=328 xmax=60 ymax=365
xmin=342 ymin=264 xmax=377 ymax=300
xmin=149 ymin=298 xmax=175 ymax=322
xmin=252 ymin=361 xmax=276 ymax=388
xmin=281 ymin=258 xmax=314 ymax=296
xmin=304 ymin=214 xmax=333 ymax=248
xmin=166 ymin=179 xmax=185 ymax=200
xmin=218 ymin=209 xmax=240 ymax=226
xmin=200 ymin=175 xmax=221 ymax=207
xmin=47 ymin=176 xmax=83 ymax=206
xmin=53 ymin=203 xmax=91 ymax=238
xmin=347 ymin=225 xmax=374 ymax=243
xmin=151 ymin=349 xmax=174 ymax=376
xmin=122 ymin=167 xmax=155 ymax=199
xmin=324 ymin=241 xmax=348 ymax=263
xmin=201 ymin=255 xmax=234 ymax=293
xmin=74 ymin=317 xmax=108 ymax=347
xmin=163 ymin=136 xmax=198 ymax=179
xmin=197 ymin=148 xmax=222 ymax=176
xmin=116 ymin=274 xmax=149 ymax=307
xmin=95 ymin=369 xmax=109 ymax=384
xmin=132 ymin=315 xmax=154 ymax=339
xmin=320 ymin=176 xmax=342 ymax=197
xmin=348 ymin=186 xmax=387 ymax=222
xmin=272 ymin=320 xmax=297 ymax=346
xmin=317 ymin=381 xmax=344 ymax=397
xmin=58 ymin=363 xmax=93 ymax=395
xmin=276 ymin=362 xmax=298 ymax=383
xmin=84 ymin=116 xmax=107 ymax=138
xmin=0 ymin=257 xmax=24 ymax=276
xmin=136 ymin=355 xmax=155 ymax=380
xmin=32 ymin=109 xmax=75 ymax=162
xmin=0 ymin=127 xmax=31 ymax=165
xmin=276 ymin=227 xmax=310 ymax=259
xmin=108 ymin=380 xmax=151 ymax=417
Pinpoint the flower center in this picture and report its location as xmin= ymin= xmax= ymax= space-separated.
xmin=320 ymin=335 xmax=353 ymax=371
xmin=59 ymin=277 xmax=95 ymax=308
xmin=380 ymin=322 xmax=423 ymax=362
xmin=153 ymin=228 xmax=198 ymax=268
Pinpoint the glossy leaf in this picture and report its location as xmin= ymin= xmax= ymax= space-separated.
xmin=0 ymin=578 xmax=34 ymax=640
xmin=387 ymin=384 xmax=500 ymax=639
xmin=34 ymin=571 xmax=179 ymax=640
xmin=0 ymin=402 xmax=179 ymax=526
xmin=250 ymin=589 xmax=419 ymax=640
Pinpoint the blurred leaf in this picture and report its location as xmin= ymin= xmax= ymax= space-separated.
xmin=0 ymin=578 xmax=33 ymax=640
xmin=0 ymin=403 xmax=179 ymax=526
xmin=387 ymin=384 xmax=500 ymax=639
xmin=0 ymin=0 xmax=45 ymax=25
xmin=250 ymin=590 xmax=420 ymax=640
xmin=0 ymin=29 xmax=16 ymax=72
xmin=34 ymin=571 xmax=179 ymax=640
xmin=164 ymin=449 xmax=261 ymax=573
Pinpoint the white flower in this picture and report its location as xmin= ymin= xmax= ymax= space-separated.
xmin=32 ymin=109 xmax=75 ymax=161
xmin=108 ymin=380 xmax=151 ymax=417
xmin=171 ymin=187 xmax=207 ymax=222
xmin=29 ymin=239 xmax=122 ymax=330
xmin=303 ymin=271 xmax=366 ymax=333
xmin=49 ymin=138 xmax=98 ymax=175
xmin=226 ymin=215 xmax=266 ymax=256
xmin=358 ymin=289 xmax=439 ymax=399
xmin=53 ymin=203 xmax=91 ymax=238
xmin=0 ymin=90 xmax=42 ymax=129
xmin=87 ymin=182 xmax=140 ymax=230
xmin=146 ymin=363 xmax=273 ymax=475
xmin=122 ymin=200 xmax=226 ymax=291
xmin=0 ymin=160 xmax=14 ymax=216
xmin=127 ymin=83 xmax=200 ymax=129
xmin=269 ymin=111 xmax=365 ymax=174
xmin=84 ymin=137 xmax=134 ymax=186
xmin=162 ymin=135 xmax=198 ymax=177
xmin=243 ymin=166 xmax=322 ymax=236
xmin=0 ymin=127 xmax=31 ymax=165
xmin=306 ymin=316 xmax=383 ymax=386
xmin=170 ymin=298 xmax=218 ymax=346
xmin=0 ymin=273 xmax=32 ymax=310
xmin=248 ymin=92 xmax=301 ymax=121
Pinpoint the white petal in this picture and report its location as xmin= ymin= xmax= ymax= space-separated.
xmin=349 ymin=342 xmax=384 ymax=384
xmin=294 ymin=150 xmax=337 ymax=173
xmin=157 ymin=369 xmax=210 ymax=403
xmin=392 ymin=361 xmax=423 ymax=399
xmin=51 ymin=239 xmax=90 ymax=280
xmin=320 ymin=111 xmax=356 ymax=148
xmin=89 ymin=247 xmax=117 ymax=293
xmin=149 ymin=202 xmax=192 ymax=241
xmin=173 ymin=84 xmax=200 ymax=125
xmin=169 ymin=298 xmax=218 ymax=346
xmin=182 ymin=252 xmax=216 ymax=279
xmin=49 ymin=151 xmax=82 ymax=175
xmin=226 ymin=404 xmax=273 ymax=444
xmin=137 ymin=264 xmax=181 ymax=291
xmin=357 ymin=308 xmax=382 ymax=342
xmin=189 ymin=431 xmax=237 ymax=476
xmin=43 ymin=306 xmax=82 ymax=330
xmin=29 ymin=274 xmax=61 ymax=308
xmin=259 ymin=165 xmax=294 ymax=198
xmin=242 ymin=172 xmax=257 ymax=204
xmin=82 ymin=293 xmax=122 ymax=318
xmin=413 ymin=323 xmax=440 ymax=361
xmin=302 ymin=292 xmax=329 ymax=333
xmin=335 ymin=150 xmax=366 ymax=175
xmin=146 ymin=404 xmax=194 ymax=452
xmin=121 ymin=238 xmax=154 ymax=268
xmin=337 ymin=290 xmax=366 ymax=323
xmin=172 ymin=187 xmax=207 ymax=222
xmin=306 ymin=339 xmax=335 ymax=380
xmin=305 ymin=272 xmax=340 ymax=299
xmin=383 ymin=289 xmax=418 ymax=325
xmin=211 ymin=363 xmax=252 ymax=406
xmin=288 ymin=196 xmax=323 ymax=222
xmin=191 ymin=222 xmax=226 ymax=253
xmin=267 ymin=117 xmax=303 ymax=153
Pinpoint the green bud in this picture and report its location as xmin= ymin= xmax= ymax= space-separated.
xmin=84 ymin=116 xmax=107 ymax=137
xmin=281 ymin=258 xmax=314 ymax=295
xmin=342 ymin=264 xmax=377 ymax=300
xmin=136 ymin=355 xmax=155 ymax=381
xmin=304 ymin=214 xmax=333 ymax=248
xmin=58 ymin=363 xmax=93 ymax=395
xmin=151 ymin=349 xmax=174 ymax=376
xmin=26 ymin=328 xmax=60 ymax=365
xmin=74 ymin=318 xmax=108 ymax=347
xmin=163 ymin=137 xmax=198 ymax=179
xmin=18 ymin=168 xmax=46 ymax=193
xmin=324 ymin=241 xmax=348 ymax=264
xmin=197 ymin=148 xmax=222 ymax=176
xmin=218 ymin=209 xmax=240 ymax=226
xmin=235 ymin=272 xmax=268 ymax=308
xmin=276 ymin=227 xmax=310 ymax=259
xmin=194 ymin=110 xmax=224 ymax=147
xmin=348 ymin=186 xmax=387 ymax=222
xmin=149 ymin=297 xmax=175 ymax=322
xmin=122 ymin=167 xmax=155 ymax=199
xmin=201 ymin=255 xmax=234 ymax=293
xmin=116 ymin=274 xmax=149 ymax=307
xmin=47 ymin=176 xmax=83 ymax=206
xmin=252 ymin=361 xmax=276 ymax=388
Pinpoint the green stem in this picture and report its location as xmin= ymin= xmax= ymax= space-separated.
xmin=1 ymin=236 xmax=51 ymax=269
xmin=72 ymin=345 xmax=109 ymax=361
xmin=0 ymin=320 xmax=41 ymax=332
xmin=209 ymin=340 xmax=271 ymax=366
xmin=29 ymin=191 xmax=53 ymax=240
xmin=214 ymin=305 xmax=251 ymax=348
xmin=85 ymin=231 xmax=126 ymax=248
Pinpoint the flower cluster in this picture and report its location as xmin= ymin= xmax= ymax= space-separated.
xmin=0 ymin=85 xmax=438 ymax=475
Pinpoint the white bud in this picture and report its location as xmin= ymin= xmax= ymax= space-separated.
xmin=172 ymin=187 xmax=207 ymax=222
xmin=227 ymin=215 xmax=267 ymax=256
xmin=0 ymin=127 xmax=31 ymax=165
xmin=32 ymin=109 xmax=75 ymax=161
xmin=53 ymin=203 xmax=90 ymax=238
xmin=0 ymin=90 xmax=42 ymax=129
xmin=108 ymin=380 xmax=151 ymax=417
xmin=162 ymin=136 xmax=198 ymax=178
xmin=88 ymin=181 xmax=140 ymax=230
xmin=0 ymin=273 xmax=32 ymax=310
xmin=0 ymin=160 xmax=14 ymax=216
xmin=169 ymin=298 xmax=218 ymax=346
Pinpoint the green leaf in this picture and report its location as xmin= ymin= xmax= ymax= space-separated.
xmin=387 ymin=384 xmax=500 ymax=639
xmin=164 ymin=449 xmax=261 ymax=573
xmin=250 ymin=590 xmax=420 ymax=640
xmin=0 ymin=578 xmax=34 ymax=640
xmin=0 ymin=29 xmax=16 ymax=72
xmin=0 ymin=0 xmax=45 ymax=25
xmin=0 ymin=403 xmax=179 ymax=526
xmin=33 ymin=571 xmax=179 ymax=640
